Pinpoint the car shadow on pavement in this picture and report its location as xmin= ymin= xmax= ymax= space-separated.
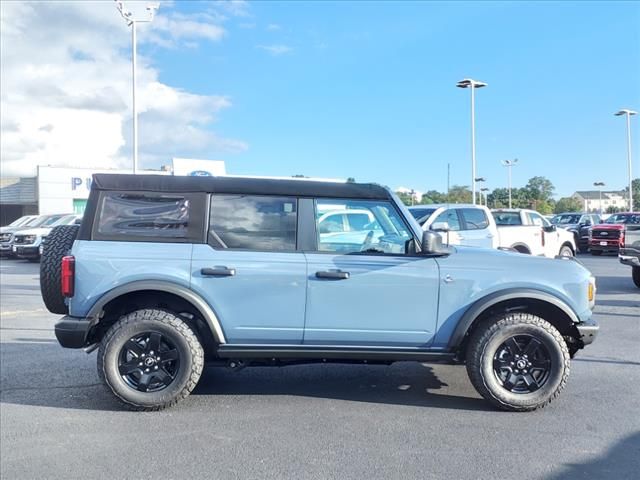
xmin=193 ymin=362 xmax=493 ymax=412
xmin=547 ymin=432 xmax=640 ymax=479
xmin=1 ymin=342 xmax=491 ymax=412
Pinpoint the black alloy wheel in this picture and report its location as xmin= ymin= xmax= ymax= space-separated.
xmin=118 ymin=331 xmax=180 ymax=392
xmin=492 ymin=335 xmax=551 ymax=393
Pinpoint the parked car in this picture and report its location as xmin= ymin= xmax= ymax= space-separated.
xmin=41 ymin=174 xmax=599 ymax=412
xmin=619 ymin=225 xmax=640 ymax=288
xmin=12 ymin=214 xmax=80 ymax=262
xmin=316 ymin=208 xmax=384 ymax=250
xmin=550 ymin=212 xmax=601 ymax=253
xmin=408 ymin=204 xmax=499 ymax=249
xmin=589 ymin=212 xmax=640 ymax=255
xmin=492 ymin=209 xmax=576 ymax=257
xmin=1 ymin=215 xmax=38 ymax=229
xmin=1 ymin=215 xmax=56 ymax=257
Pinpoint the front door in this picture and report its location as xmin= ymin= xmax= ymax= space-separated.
xmin=304 ymin=198 xmax=440 ymax=347
xmin=191 ymin=194 xmax=307 ymax=344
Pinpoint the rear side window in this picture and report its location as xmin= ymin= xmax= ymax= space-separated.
xmin=493 ymin=212 xmax=522 ymax=226
xmin=94 ymin=192 xmax=204 ymax=242
xmin=460 ymin=208 xmax=489 ymax=230
xmin=209 ymin=195 xmax=297 ymax=251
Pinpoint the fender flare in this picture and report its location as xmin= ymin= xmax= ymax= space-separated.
xmin=509 ymin=243 xmax=531 ymax=254
xmin=448 ymin=288 xmax=579 ymax=350
xmin=86 ymin=280 xmax=226 ymax=344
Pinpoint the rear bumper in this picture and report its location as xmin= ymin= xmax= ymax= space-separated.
xmin=55 ymin=316 xmax=92 ymax=348
xmin=577 ymin=317 xmax=599 ymax=346
xmin=619 ymin=250 xmax=640 ymax=267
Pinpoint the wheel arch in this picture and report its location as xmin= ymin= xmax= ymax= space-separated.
xmin=449 ymin=289 xmax=582 ymax=356
xmin=86 ymin=281 xmax=226 ymax=347
xmin=510 ymin=243 xmax=531 ymax=254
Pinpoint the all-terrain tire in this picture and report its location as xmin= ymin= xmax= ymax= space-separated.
xmin=466 ymin=312 xmax=570 ymax=412
xmin=40 ymin=225 xmax=79 ymax=314
xmin=97 ymin=309 xmax=204 ymax=411
xmin=633 ymin=267 xmax=640 ymax=288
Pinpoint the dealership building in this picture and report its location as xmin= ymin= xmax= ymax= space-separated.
xmin=0 ymin=159 xmax=225 ymax=225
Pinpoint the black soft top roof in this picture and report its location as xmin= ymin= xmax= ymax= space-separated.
xmin=91 ymin=174 xmax=391 ymax=200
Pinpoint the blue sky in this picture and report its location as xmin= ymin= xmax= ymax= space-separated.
xmin=2 ymin=1 xmax=639 ymax=198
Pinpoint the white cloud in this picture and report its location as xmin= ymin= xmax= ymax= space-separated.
xmin=266 ymin=23 xmax=281 ymax=31
xmin=0 ymin=1 xmax=247 ymax=177
xmin=257 ymin=44 xmax=293 ymax=56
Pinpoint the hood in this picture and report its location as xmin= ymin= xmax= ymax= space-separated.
xmin=0 ymin=225 xmax=34 ymax=234
xmin=13 ymin=227 xmax=53 ymax=237
xmin=592 ymin=223 xmax=625 ymax=231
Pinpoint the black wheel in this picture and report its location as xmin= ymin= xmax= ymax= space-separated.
xmin=466 ymin=312 xmax=570 ymax=412
xmin=590 ymin=250 xmax=602 ymax=256
xmin=39 ymin=225 xmax=79 ymax=314
xmin=633 ymin=267 xmax=640 ymax=288
xmin=558 ymin=245 xmax=574 ymax=257
xmin=97 ymin=309 xmax=204 ymax=411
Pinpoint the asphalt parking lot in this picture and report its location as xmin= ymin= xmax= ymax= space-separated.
xmin=1 ymin=254 xmax=639 ymax=480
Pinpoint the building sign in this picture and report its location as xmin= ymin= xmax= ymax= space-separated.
xmin=172 ymin=158 xmax=226 ymax=177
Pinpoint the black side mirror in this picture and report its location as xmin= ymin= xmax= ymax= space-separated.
xmin=421 ymin=230 xmax=446 ymax=254
xmin=543 ymin=225 xmax=556 ymax=233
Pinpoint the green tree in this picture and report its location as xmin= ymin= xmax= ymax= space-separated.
xmin=622 ymin=178 xmax=640 ymax=210
xmin=395 ymin=191 xmax=414 ymax=205
xmin=447 ymin=185 xmax=472 ymax=204
xmin=554 ymin=197 xmax=583 ymax=214
xmin=421 ymin=190 xmax=447 ymax=204
xmin=346 ymin=177 xmax=356 ymax=183
xmin=525 ymin=176 xmax=555 ymax=203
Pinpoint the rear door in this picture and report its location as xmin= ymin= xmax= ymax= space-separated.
xmin=303 ymin=197 xmax=439 ymax=347
xmin=191 ymin=194 xmax=307 ymax=344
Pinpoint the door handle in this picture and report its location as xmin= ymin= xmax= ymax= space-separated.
xmin=201 ymin=267 xmax=236 ymax=277
xmin=315 ymin=270 xmax=350 ymax=280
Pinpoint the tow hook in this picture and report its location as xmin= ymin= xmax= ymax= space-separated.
xmin=228 ymin=360 xmax=247 ymax=371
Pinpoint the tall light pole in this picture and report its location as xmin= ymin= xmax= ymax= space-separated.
xmin=115 ymin=1 xmax=160 ymax=174
xmin=480 ymin=187 xmax=489 ymax=207
xmin=614 ymin=109 xmax=637 ymax=211
xmin=502 ymin=158 xmax=519 ymax=208
xmin=475 ymin=176 xmax=486 ymax=204
xmin=457 ymin=78 xmax=487 ymax=205
xmin=593 ymin=181 xmax=605 ymax=215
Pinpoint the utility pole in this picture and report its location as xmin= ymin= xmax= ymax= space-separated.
xmin=614 ymin=109 xmax=637 ymax=211
xmin=593 ymin=182 xmax=605 ymax=215
xmin=115 ymin=1 xmax=160 ymax=174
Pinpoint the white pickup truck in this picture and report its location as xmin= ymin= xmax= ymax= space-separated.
xmin=408 ymin=205 xmax=576 ymax=258
xmin=492 ymin=209 xmax=576 ymax=257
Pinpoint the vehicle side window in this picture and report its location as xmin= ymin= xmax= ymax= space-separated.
xmin=94 ymin=191 xmax=201 ymax=242
xmin=318 ymin=213 xmax=345 ymax=234
xmin=528 ymin=212 xmax=545 ymax=227
xmin=492 ymin=212 xmax=522 ymax=226
xmin=315 ymin=199 xmax=411 ymax=255
xmin=434 ymin=209 xmax=461 ymax=231
xmin=209 ymin=195 xmax=297 ymax=251
xmin=460 ymin=208 xmax=489 ymax=230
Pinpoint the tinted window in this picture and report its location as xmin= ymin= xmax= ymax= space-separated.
xmin=433 ymin=209 xmax=461 ymax=231
xmin=606 ymin=214 xmax=640 ymax=224
xmin=460 ymin=208 xmax=489 ymax=230
xmin=97 ymin=193 xmax=190 ymax=238
xmin=209 ymin=195 xmax=297 ymax=251
xmin=409 ymin=208 xmax=436 ymax=223
xmin=553 ymin=214 xmax=581 ymax=224
xmin=493 ymin=212 xmax=522 ymax=226
xmin=316 ymin=199 xmax=410 ymax=255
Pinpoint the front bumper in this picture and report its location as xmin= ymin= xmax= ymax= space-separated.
xmin=12 ymin=245 xmax=40 ymax=259
xmin=55 ymin=316 xmax=92 ymax=348
xmin=576 ymin=317 xmax=599 ymax=346
xmin=589 ymin=241 xmax=621 ymax=253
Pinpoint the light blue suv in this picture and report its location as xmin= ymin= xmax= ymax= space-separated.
xmin=41 ymin=174 xmax=599 ymax=411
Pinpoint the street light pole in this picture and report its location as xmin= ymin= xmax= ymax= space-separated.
xmin=115 ymin=1 xmax=159 ymax=175
xmin=615 ymin=109 xmax=637 ymax=211
xmin=480 ymin=187 xmax=489 ymax=207
xmin=501 ymin=159 xmax=518 ymax=208
xmin=593 ymin=182 xmax=605 ymax=215
xmin=457 ymin=78 xmax=487 ymax=205
xmin=475 ymin=176 xmax=486 ymax=204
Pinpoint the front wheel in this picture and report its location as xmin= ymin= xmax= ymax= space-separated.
xmin=558 ymin=245 xmax=574 ymax=257
xmin=97 ymin=309 xmax=204 ymax=411
xmin=633 ymin=267 xmax=640 ymax=288
xmin=466 ymin=313 xmax=570 ymax=411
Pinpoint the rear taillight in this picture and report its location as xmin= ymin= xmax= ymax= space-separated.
xmin=61 ymin=256 xmax=75 ymax=298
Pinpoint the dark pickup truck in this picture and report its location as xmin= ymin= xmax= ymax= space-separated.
xmin=619 ymin=225 xmax=640 ymax=288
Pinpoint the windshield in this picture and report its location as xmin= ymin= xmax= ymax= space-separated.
xmin=605 ymin=214 xmax=640 ymax=224
xmin=30 ymin=215 xmax=67 ymax=228
xmin=551 ymin=214 xmax=581 ymax=225
xmin=7 ymin=216 xmax=32 ymax=227
xmin=51 ymin=215 xmax=78 ymax=227
xmin=409 ymin=208 xmax=436 ymax=224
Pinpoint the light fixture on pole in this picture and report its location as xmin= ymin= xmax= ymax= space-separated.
xmin=115 ymin=0 xmax=160 ymax=175
xmin=614 ymin=109 xmax=637 ymax=211
xmin=457 ymin=78 xmax=487 ymax=205
xmin=593 ymin=181 xmax=605 ymax=215
xmin=501 ymin=158 xmax=519 ymax=208
xmin=480 ymin=187 xmax=490 ymax=207
xmin=474 ymin=177 xmax=486 ymax=205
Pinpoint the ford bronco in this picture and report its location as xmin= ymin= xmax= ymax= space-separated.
xmin=41 ymin=174 xmax=599 ymax=411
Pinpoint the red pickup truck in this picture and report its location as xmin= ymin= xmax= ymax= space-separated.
xmin=589 ymin=212 xmax=640 ymax=255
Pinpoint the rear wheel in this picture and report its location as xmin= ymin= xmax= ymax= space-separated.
xmin=633 ymin=267 xmax=640 ymax=288
xmin=97 ymin=309 xmax=204 ymax=411
xmin=466 ymin=312 xmax=570 ymax=411
xmin=39 ymin=225 xmax=79 ymax=314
